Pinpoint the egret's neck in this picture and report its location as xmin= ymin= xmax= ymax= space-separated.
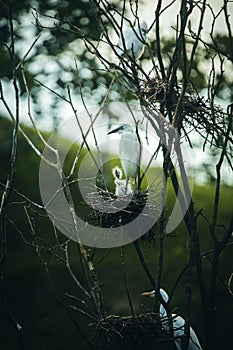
xmin=159 ymin=303 xmax=167 ymax=318
xmin=159 ymin=289 xmax=169 ymax=318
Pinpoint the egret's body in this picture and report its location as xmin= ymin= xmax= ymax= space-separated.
xmin=141 ymin=289 xmax=202 ymax=350
xmin=108 ymin=124 xmax=140 ymax=193
xmin=112 ymin=166 xmax=132 ymax=196
xmin=118 ymin=21 xmax=148 ymax=60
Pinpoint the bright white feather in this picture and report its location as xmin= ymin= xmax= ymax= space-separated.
xmin=108 ymin=124 xmax=141 ymax=184
xmin=117 ymin=21 xmax=148 ymax=60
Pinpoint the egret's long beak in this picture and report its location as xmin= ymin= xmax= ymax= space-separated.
xmin=141 ymin=291 xmax=154 ymax=296
xmin=107 ymin=126 xmax=123 ymax=135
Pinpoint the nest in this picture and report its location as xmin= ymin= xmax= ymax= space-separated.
xmin=143 ymin=76 xmax=169 ymax=102
xmin=142 ymin=76 xmax=233 ymax=150
xmin=87 ymin=190 xmax=149 ymax=227
xmin=93 ymin=313 xmax=177 ymax=350
xmin=84 ymin=187 xmax=160 ymax=242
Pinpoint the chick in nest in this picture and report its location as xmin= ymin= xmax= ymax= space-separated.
xmin=112 ymin=166 xmax=133 ymax=197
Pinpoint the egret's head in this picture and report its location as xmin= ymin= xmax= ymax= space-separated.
xmin=159 ymin=289 xmax=169 ymax=303
xmin=108 ymin=124 xmax=134 ymax=135
xmin=141 ymin=290 xmax=155 ymax=298
xmin=112 ymin=166 xmax=123 ymax=179
xmin=141 ymin=288 xmax=169 ymax=303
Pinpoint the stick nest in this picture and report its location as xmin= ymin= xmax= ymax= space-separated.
xmin=87 ymin=190 xmax=148 ymax=227
xmin=93 ymin=313 xmax=176 ymax=350
xmin=143 ymin=76 xmax=233 ymax=150
xmin=85 ymin=189 xmax=160 ymax=242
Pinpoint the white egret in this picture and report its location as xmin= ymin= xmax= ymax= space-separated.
xmin=108 ymin=124 xmax=141 ymax=193
xmin=112 ymin=166 xmax=132 ymax=196
xmin=117 ymin=21 xmax=148 ymax=60
xmin=141 ymin=288 xmax=202 ymax=350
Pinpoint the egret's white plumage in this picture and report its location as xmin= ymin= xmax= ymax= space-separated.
xmin=108 ymin=124 xmax=140 ymax=193
xmin=117 ymin=21 xmax=148 ymax=60
xmin=141 ymin=289 xmax=202 ymax=350
xmin=112 ymin=166 xmax=132 ymax=196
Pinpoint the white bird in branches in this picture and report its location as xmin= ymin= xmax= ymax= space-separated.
xmin=112 ymin=166 xmax=132 ymax=196
xmin=141 ymin=288 xmax=202 ymax=350
xmin=117 ymin=21 xmax=148 ymax=60
xmin=108 ymin=124 xmax=141 ymax=194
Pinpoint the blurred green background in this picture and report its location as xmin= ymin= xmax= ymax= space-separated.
xmin=0 ymin=116 xmax=232 ymax=349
